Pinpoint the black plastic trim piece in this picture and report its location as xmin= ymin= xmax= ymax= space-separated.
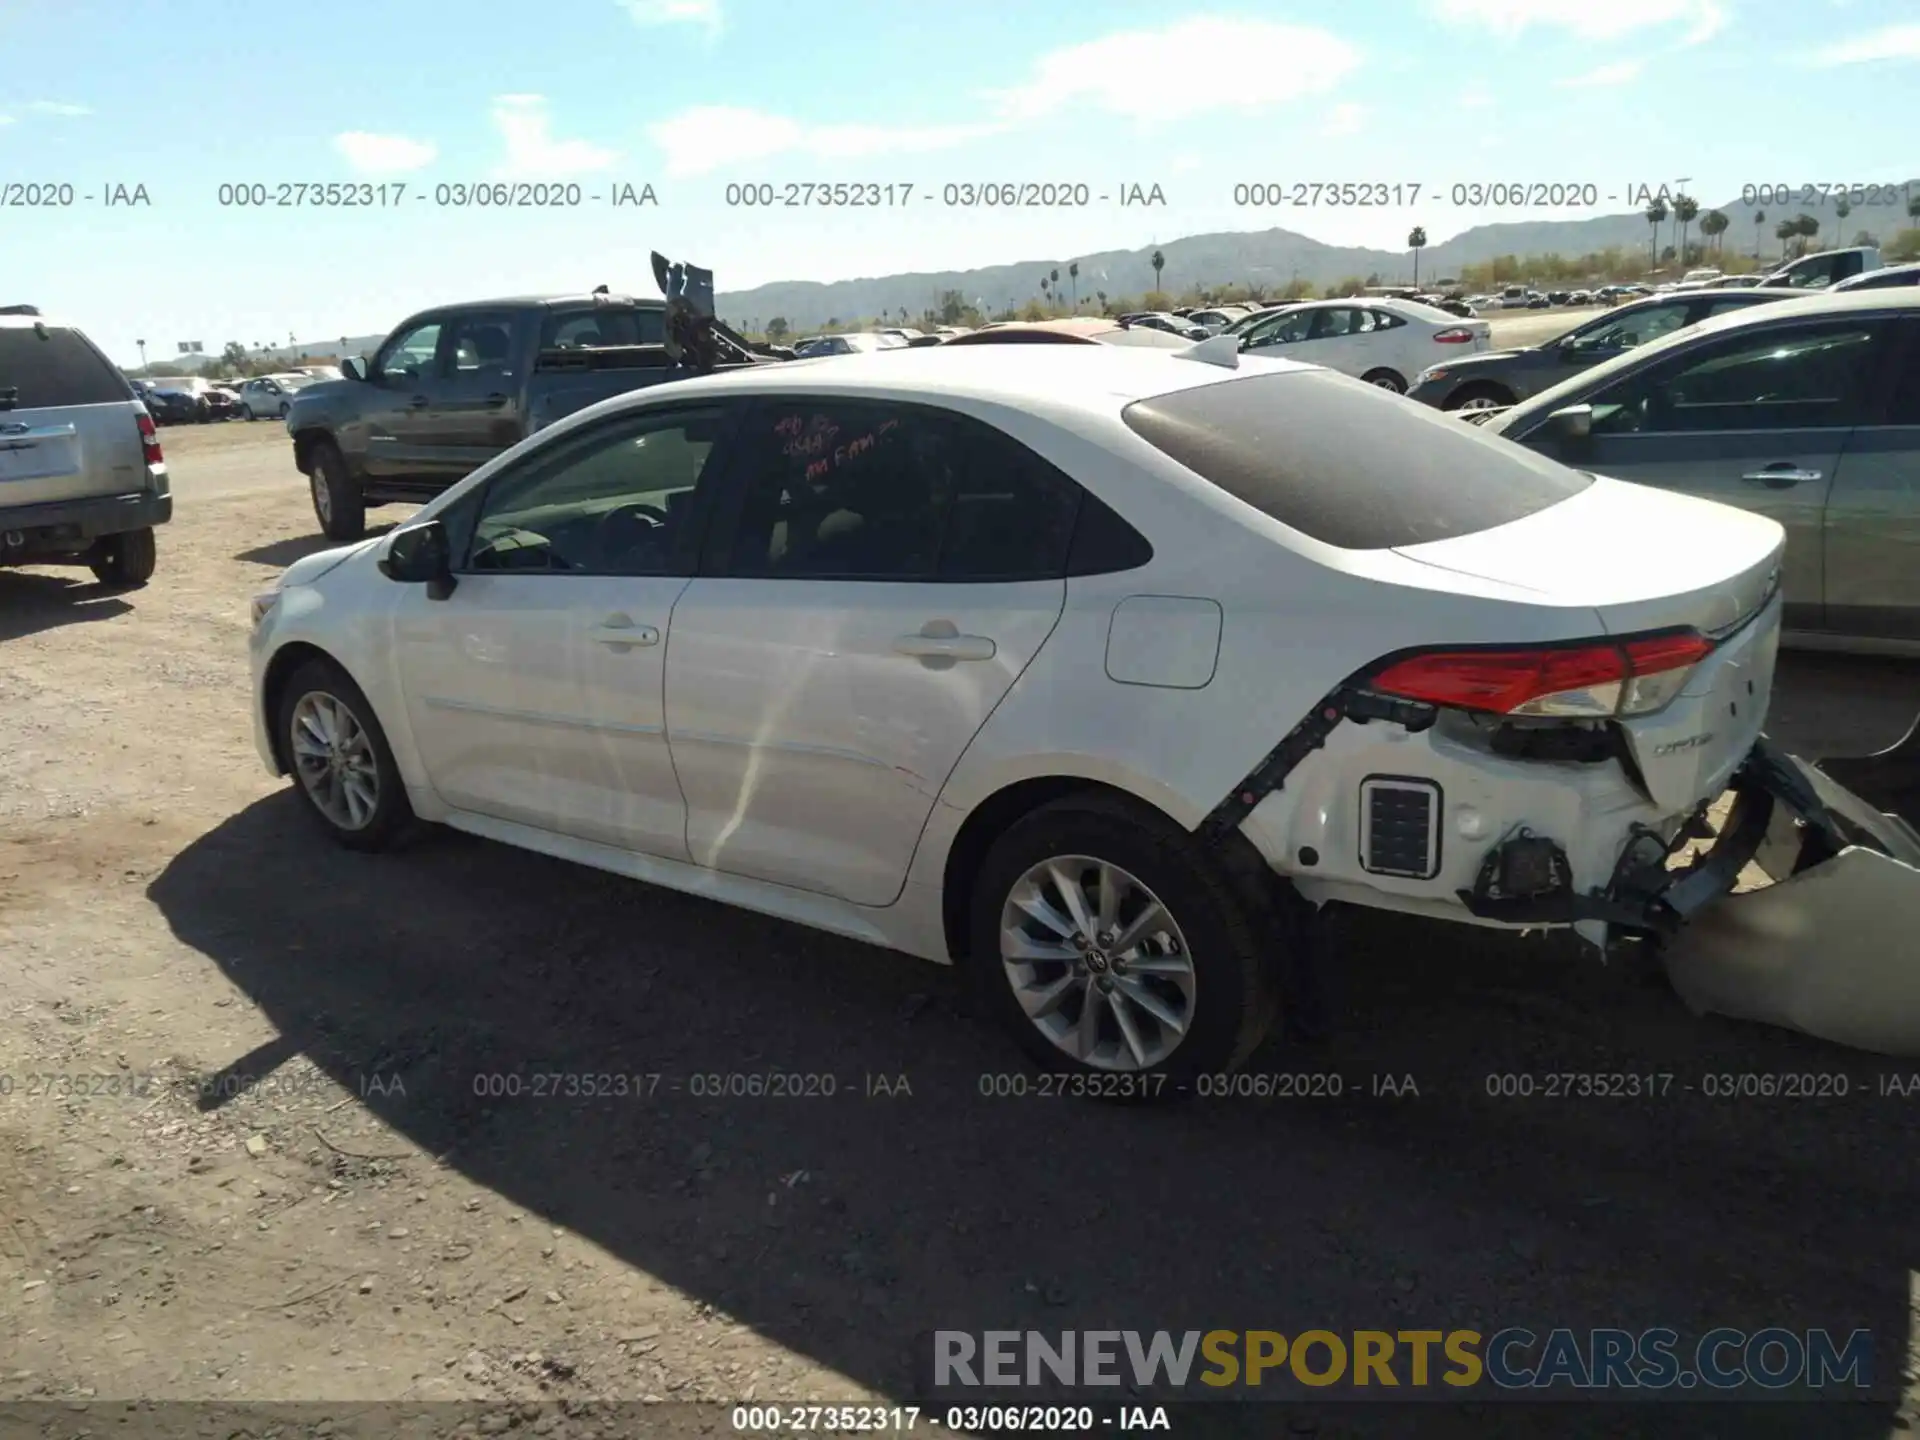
xmin=1198 ymin=683 xmax=1437 ymax=844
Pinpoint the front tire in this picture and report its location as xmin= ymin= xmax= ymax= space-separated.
xmin=89 ymin=527 xmax=157 ymax=586
xmin=308 ymin=440 xmax=366 ymax=541
xmin=241 ymin=404 xmax=256 ymax=421
xmin=1361 ymin=368 xmax=1407 ymax=394
xmin=1446 ymin=382 xmax=1515 ymax=412
xmin=966 ymin=793 xmax=1284 ymax=1088
xmin=276 ymin=658 xmax=412 ymax=851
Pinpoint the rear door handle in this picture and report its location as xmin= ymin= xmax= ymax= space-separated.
xmin=1741 ymin=464 xmax=1822 ymax=486
xmin=483 ymin=393 xmax=509 ymax=409
xmin=587 ymin=615 xmax=659 ymax=648
xmin=894 ymin=630 xmax=996 ymax=662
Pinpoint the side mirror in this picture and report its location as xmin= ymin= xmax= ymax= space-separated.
xmin=341 ymin=356 xmax=369 ymax=382
xmin=1545 ymin=404 xmax=1594 ymax=444
xmin=377 ymin=519 xmax=456 ymax=599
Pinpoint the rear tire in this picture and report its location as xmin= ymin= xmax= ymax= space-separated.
xmin=308 ymin=440 xmax=366 ymax=541
xmin=88 ymin=527 xmax=157 ymax=587
xmin=1362 ymin=368 xmax=1407 ymax=394
xmin=965 ymin=792 xmax=1285 ymax=1093
xmin=276 ymin=657 xmax=412 ymax=851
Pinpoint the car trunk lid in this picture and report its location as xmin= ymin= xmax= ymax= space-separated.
xmin=1389 ymin=476 xmax=1783 ymax=640
xmin=0 ymin=401 xmax=147 ymax=508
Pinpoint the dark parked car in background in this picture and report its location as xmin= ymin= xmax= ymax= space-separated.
xmin=204 ymin=385 xmax=241 ymax=420
xmin=1407 ymin=289 xmax=1787 ymax=411
xmin=144 ymin=384 xmax=204 ymax=424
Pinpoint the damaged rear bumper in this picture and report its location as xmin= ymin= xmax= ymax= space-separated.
xmin=1658 ymin=725 xmax=1920 ymax=1057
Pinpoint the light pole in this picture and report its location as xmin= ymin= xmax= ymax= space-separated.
xmin=136 ymin=339 xmax=147 ymax=372
xmin=1674 ymin=177 xmax=1691 ymax=263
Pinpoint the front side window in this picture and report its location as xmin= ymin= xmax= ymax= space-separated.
xmin=1586 ymin=322 xmax=1883 ymax=435
xmin=1244 ymin=310 xmax=1314 ymax=347
xmin=447 ymin=313 xmax=517 ymax=374
xmin=465 ymin=408 xmax=728 ymax=575
xmin=378 ymin=321 xmax=442 ymax=384
xmin=724 ymin=401 xmax=1082 ymax=581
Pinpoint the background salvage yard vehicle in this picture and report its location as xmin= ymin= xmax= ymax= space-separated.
xmin=1480 ymin=289 xmax=1920 ymax=653
xmin=1234 ymin=296 xmax=1492 ymax=393
xmin=286 ymin=266 xmax=782 ymax=541
xmin=1407 ymin=289 xmax=1786 ymax=412
xmin=249 ymin=332 xmax=1920 ymax=1083
xmin=0 ymin=307 xmax=170 ymax=584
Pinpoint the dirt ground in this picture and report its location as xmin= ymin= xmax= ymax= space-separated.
xmin=3 ymin=419 xmax=1920 ymax=1439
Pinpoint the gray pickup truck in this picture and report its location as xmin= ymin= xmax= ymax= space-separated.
xmin=1 ymin=307 xmax=171 ymax=585
xmin=288 ymin=287 xmax=775 ymax=539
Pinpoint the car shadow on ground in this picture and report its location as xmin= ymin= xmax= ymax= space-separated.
xmin=0 ymin=569 xmax=135 ymax=641
xmin=147 ymin=791 xmax=1917 ymax=1436
xmin=233 ymin=524 xmax=398 ymax=570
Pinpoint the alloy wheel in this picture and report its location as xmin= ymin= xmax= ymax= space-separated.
xmin=310 ymin=469 xmax=332 ymax=526
xmin=999 ymin=855 xmax=1196 ymax=1071
xmin=289 ymin=690 xmax=380 ymax=830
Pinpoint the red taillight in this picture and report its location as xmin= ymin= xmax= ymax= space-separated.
xmin=138 ymin=412 xmax=164 ymax=466
xmin=1369 ymin=630 xmax=1715 ymax=719
xmin=1432 ymin=328 xmax=1477 ymax=343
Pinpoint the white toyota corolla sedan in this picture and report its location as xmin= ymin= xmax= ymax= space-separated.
xmin=249 ymin=342 xmax=1796 ymax=1083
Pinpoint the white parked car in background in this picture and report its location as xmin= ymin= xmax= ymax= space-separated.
xmin=1234 ymin=297 xmax=1492 ymax=391
xmin=238 ymin=373 xmax=317 ymax=420
xmin=245 ymin=342 xmax=1907 ymax=1080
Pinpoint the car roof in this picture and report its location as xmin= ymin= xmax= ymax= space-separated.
xmin=563 ymin=342 xmax=1319 ymax=421
xmin=406 ymin=294 xmax=666 ymax=317
xmin=1835 ymin=262 xmax=1920 ymax=289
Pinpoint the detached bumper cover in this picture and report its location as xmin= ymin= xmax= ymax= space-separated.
xmin=1662 ymin=732 xmax=1920 ymax=1058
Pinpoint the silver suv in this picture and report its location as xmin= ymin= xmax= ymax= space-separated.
xmin=0 ymin=306 xmax=171 ymax=585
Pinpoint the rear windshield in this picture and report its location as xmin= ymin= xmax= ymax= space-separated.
xmin=1121 ymin=369 xmax=1593 ymax=549
xmin=0 ymin=325 xmax=132 ymax=409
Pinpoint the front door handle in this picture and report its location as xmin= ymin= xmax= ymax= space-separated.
xmin=587 ymin=614 xmax=659 ymax=648
xmin=483 ymin=393 xmax=509 ymax=409
xmin=409 ymin=394 xmax=431 ymax=409
xmin=894 ymin=622 xmax=995 ymax=663
xmin=1741 ymin=463 xmax=1822 ymax=487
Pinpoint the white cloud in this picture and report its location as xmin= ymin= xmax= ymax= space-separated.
xmin=1457 ymin=85 xmax=1496 ymax=108
xmin=334 ymin=131 xmax=438 ymax=174
xmin=1557 ymin=59 xmax=1645 ymax=87
xmin=491 ymin=94 xmax=620 ymax=177
xmin=616 ymin=0 xmax=720 ymax=35
xmin=1434 ymin=0 xmax=1725 ymax=45
xmin=646 ymin=104 xmax=998 ymax=177
xmin=1319 ymin=102 xmax=1367 ymax=137
xmin=986 ymin=18 xmax=1361 ymax=123
xmin=26 ymin=100 xmax=90 ymax=116
xmin=1812 ymin=22 xmax=1920 ymax=64
xmin=0 ymin=114 xmax=13 ymax=127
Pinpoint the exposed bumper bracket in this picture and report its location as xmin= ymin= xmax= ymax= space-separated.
xmin=1199 ymin=685 xmax=1436 ymax=845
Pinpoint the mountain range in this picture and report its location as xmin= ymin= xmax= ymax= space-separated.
xmin=713 ymin=181 xmax=1920 ymax=329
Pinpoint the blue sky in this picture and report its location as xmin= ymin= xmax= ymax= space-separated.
xmin=3 ymin=0 xmax=1917 ymax=365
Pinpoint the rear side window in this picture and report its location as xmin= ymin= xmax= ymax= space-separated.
xmin=540 ymin=308 xmax=665 ymax=349
xmin=0 ymin=325 xmax=131 ymax=408
xmin=1121 ymin=369 xmax=1592 ymax=549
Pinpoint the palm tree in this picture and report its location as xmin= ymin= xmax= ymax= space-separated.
xmin=1039 ymin=277 xmax=1050 ymax=306
xmin=1698 ymin=209 xmax=1729 ymax=255
xmin=1151 ymin=248 xmax=1165 ymax=295
xmin=1068 ymin=261 xmax=1080 ymax=311
xmin=1050 ymin=268 xmax=1059 ymax=297
xmin=1645 ymin=200 xmax=1667 ymax=271
xmin=1833 ymin=198 xmax=1851 ymax=250
xmin=1096 ymin=289 xmax=1108 ymax=315
xmin=1752 ymin=210 xmax=1766 ymax=261
xmin=1674 ymin=194 xmax=1699 ymax=265
xmin=1775 ymin=218 xmax=1798 ymax=259
xmin=1797 ymin=213 xmax=1821 ymax=255
xmin=1407 ymin=226 xmax=1428 ymax=287
xmin=1908 ymin=193 xmax=1920 ymax=226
